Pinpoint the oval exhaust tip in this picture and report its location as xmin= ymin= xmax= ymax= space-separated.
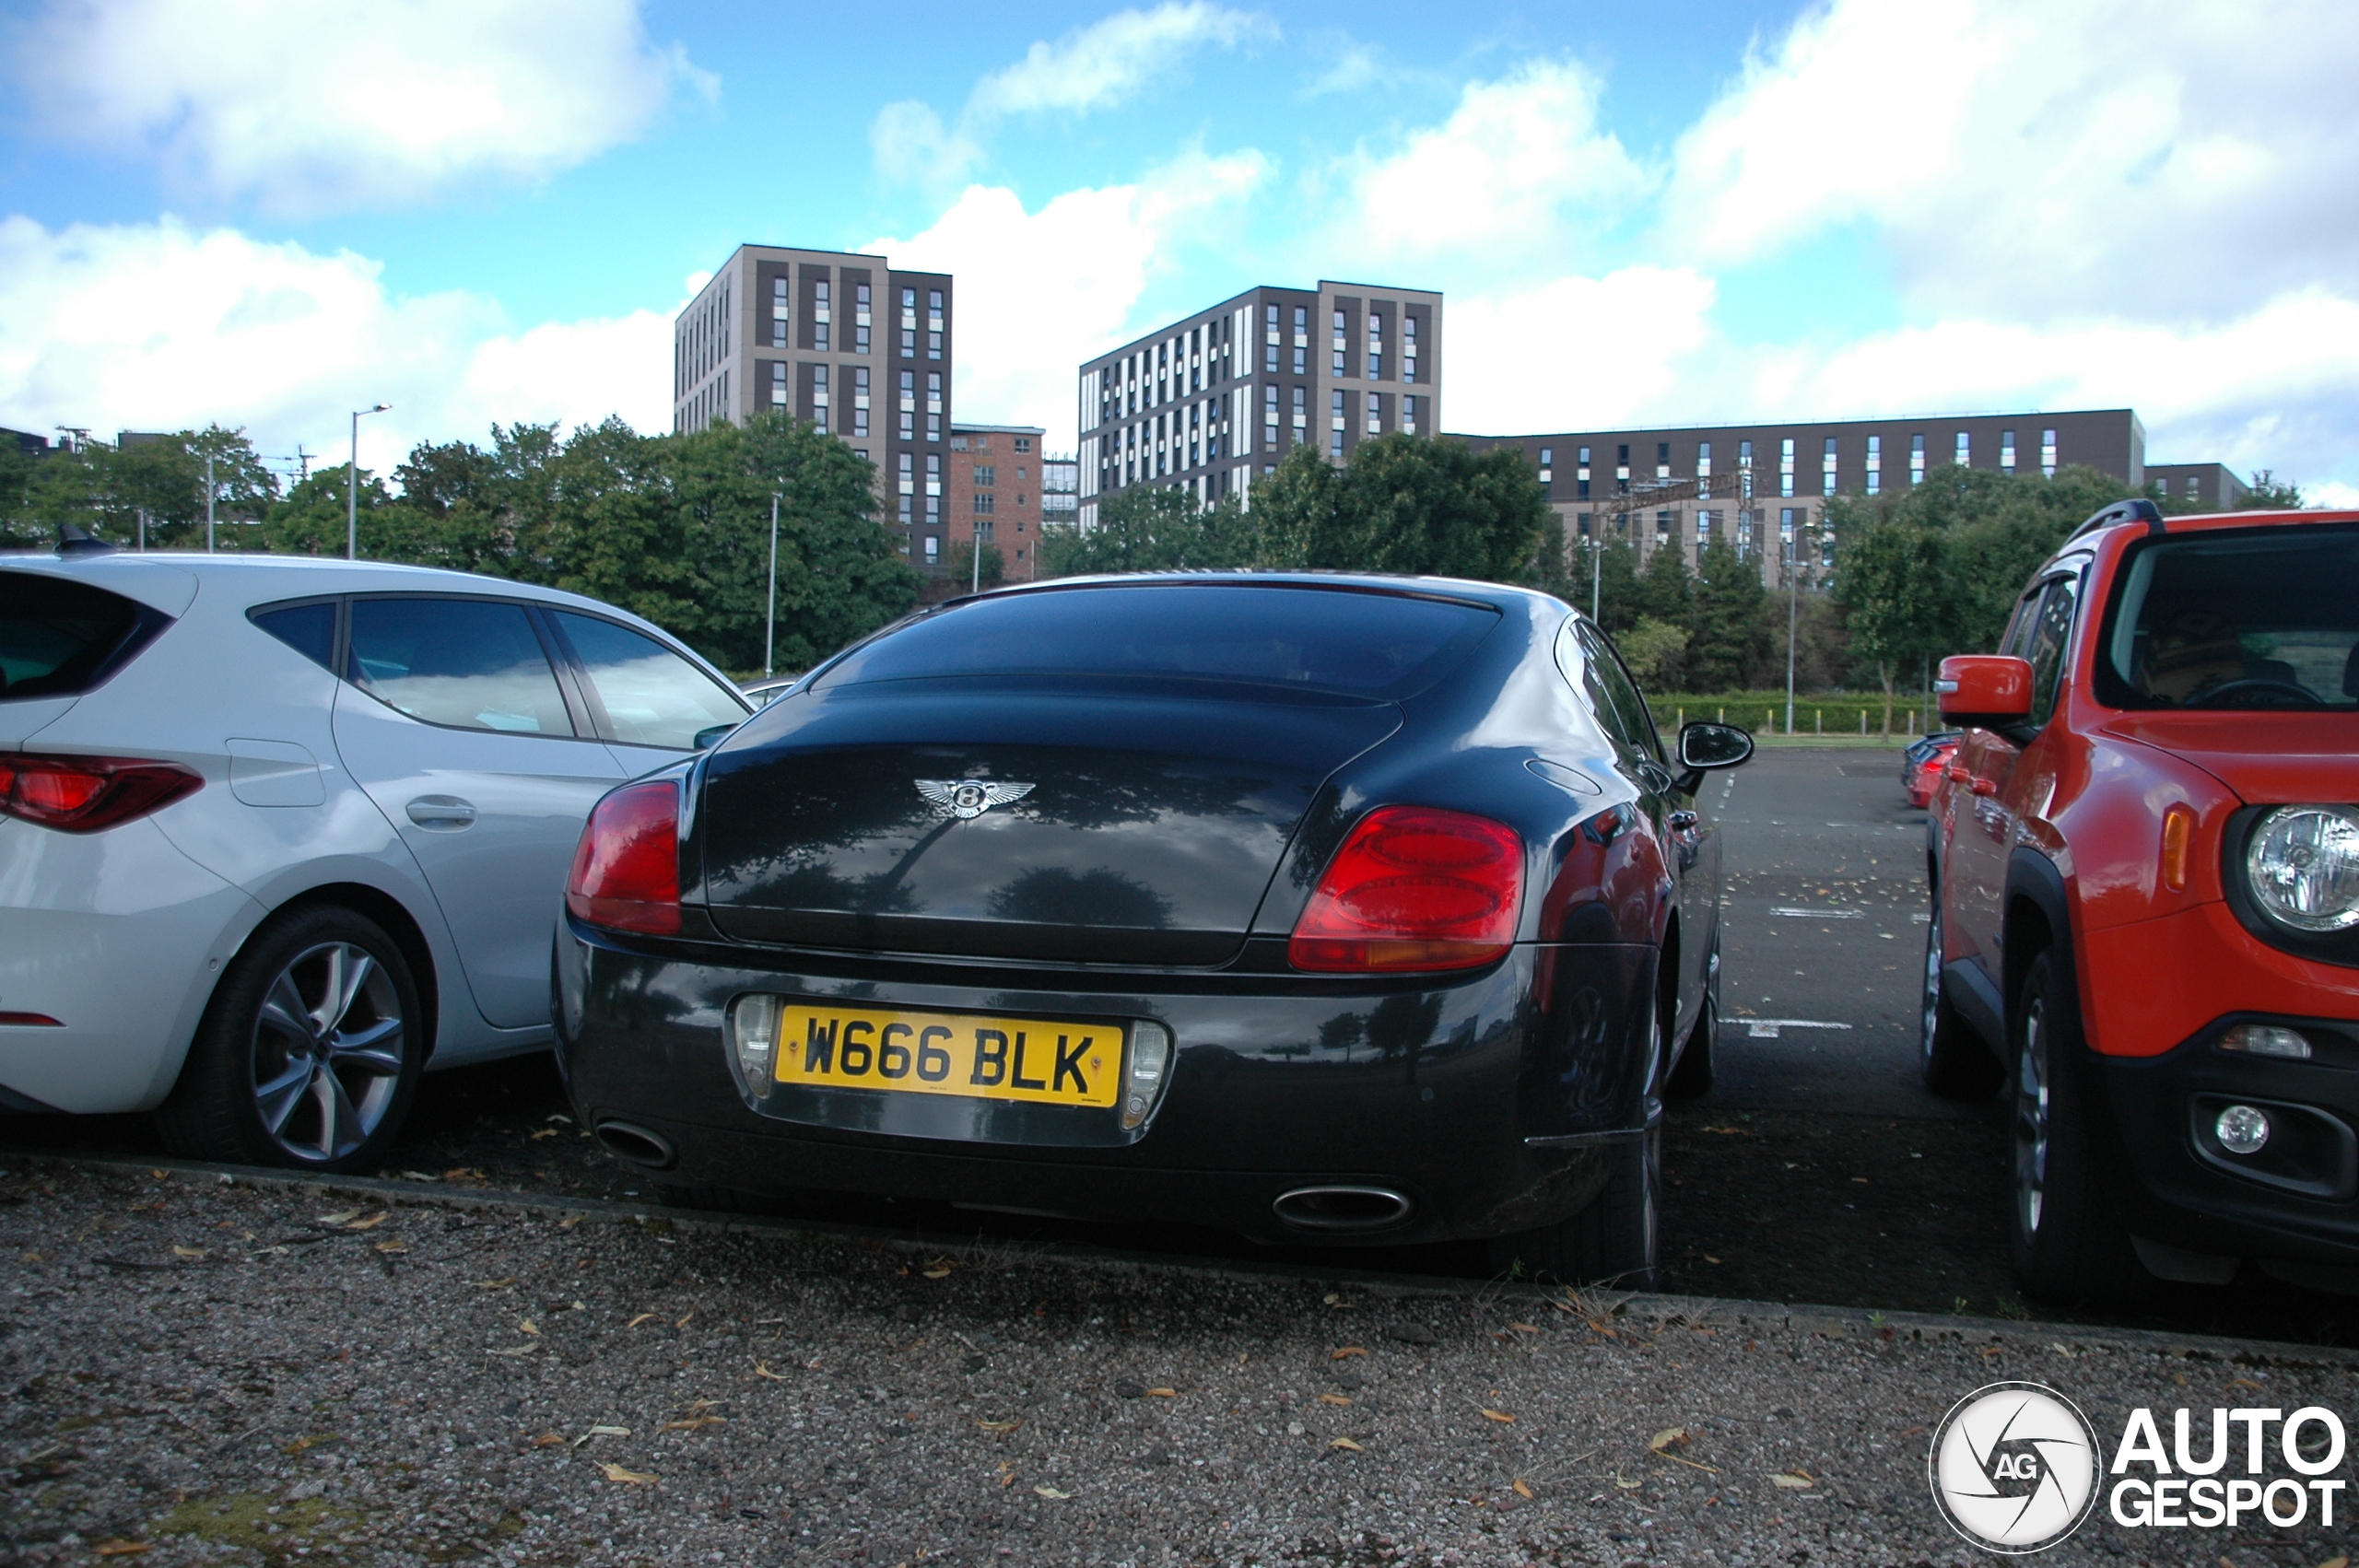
xmin=594 ymin=1120 xmax=677 ymax=1170
xmin=1272 ymin=1185 xmax=1414 ymax=1232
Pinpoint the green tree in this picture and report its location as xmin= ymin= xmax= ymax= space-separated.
xmin=942 ymin=539 xmax=1005 ymax=592
xmin=2238 ymin=469 xmax=2306 ymax=509
xmin=1687 ymin=537 xmax=1771 ymax=691
xmin=1038 ymin=484 xmax=1255 ymax=576
xmin=260 ymin=464 xmax=407 ymax=556
xmin=1828 ymin=497 xmax=1946 ymax=734
xmin=1617 ymin=615 xmax=1691 ymax=690
xmin=1638 ymin=537 xmax=1695 ymax=626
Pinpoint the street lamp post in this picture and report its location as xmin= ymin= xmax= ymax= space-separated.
xmin=205 ymin=454 xmax=217 ymax=551
xmin=765 ymin=493 xmax=780 ymax=679
xmin=348 ymin=404 xmax=390 ymax=560
xmin=1784 ymin=525 xmax=1800 ymax=737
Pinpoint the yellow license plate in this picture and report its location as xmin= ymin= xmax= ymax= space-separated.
xmin=772 ymin=1004 xmax=1123 ymax=1108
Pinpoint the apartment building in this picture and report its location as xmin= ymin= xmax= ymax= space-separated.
xmin=2146 ymin=462 xmax=2251 ymax=511
xmin=1457 ymin=408 xmax=2149 ymax=587
xmin=945 ymin=424 xmax=1045 ymax=584
xmin=673 ymin=244 xmax=954 ymax=563
xmin=1074 ymin=281 xmax=1443 ymax=529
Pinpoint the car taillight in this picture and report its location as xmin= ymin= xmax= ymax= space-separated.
xmin=566 ymin=779 xmax=681 ymax=935
xmin=0 ymin=755 xmax=202 ymax=832
xmin=1289 ymin=805 xmax=1523 ymax=972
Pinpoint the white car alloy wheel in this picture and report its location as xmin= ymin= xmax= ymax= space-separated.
xmin=250 ymin=941 xmax=405 ymax=1163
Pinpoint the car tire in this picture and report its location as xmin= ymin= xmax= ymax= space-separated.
xmin=1664 ymin=997 xmax=1715 ymax=1103
xmin=2009 ymin=951 xmax=2150 ymax=1307
xmin=156 ymin=904 xmax=423 ymax=1173
xmin=1920 ymin=898 xmax=2001 ymax=1098
xmin=1489 ymin=996 xmax=1663 ymax=1289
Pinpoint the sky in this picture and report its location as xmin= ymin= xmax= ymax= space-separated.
xmin=1 ymin=0 xmax=2353 ymax=504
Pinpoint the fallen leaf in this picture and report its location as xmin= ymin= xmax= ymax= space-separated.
xmin=1770 ymin=1471 xmax=1813 ymax=1490
xmin=1512 ymin=1478 xmax=1534 ymax=1500
xmin=94 ymin=1542 xmax=151 ymax=1558
xmin=519 ymin=1320 xmax=540 ymax=1336
xmin=978 ymin=1419 xmax=1024 ymax=1434
xmin=1481 ymin=1410 xmax=1516 ymax=1424
xmin=1145 ymin=1387 xmax=1177 ymax=1398
xmin=1318 ymin=1393 xmax=1354 ymax=1407
xmin=598 ymin=1461 xmax=657 ymax=1484
xmin=487 ymin=1343 xmax=539 ymax=1358
xmin=1978 ymin=1346 xmax=2003 ymax=1358
xmin=557 ymin=1214 xmax=583 ymax=1229
xmin=398 ymin=1171 xmax=438 ymax=1181
xmin=627 ymin=1312 xmax=658 ymax=1328
xmin=661 ymin=1415 xmax=726 ymax=1433
xmin=170 ymin=1246 xmax=206 ymax=1259
xmin=2229 ymin=1376 xmax=2264 ymax=1390
xmin=1614 ymin=1473 xmax=1642 ymax=1490
xmin=373 ymin=1240 xmax=407 ymax=1255
xmin=754 ymin=1363 xmax=791 ymax=1380
xmin=282 ymin=1436 xmax=315 ymax=1455
xmin=1329 ymin=1437 xmax=1363 ymax=1452
xmin=476 ymin=1278 xmax=516 ymax=1290
xmin=344 ymin=1213 xmax=388 ymax=1232
xmin=315 ymin=1210 xmax=360 ymax=1226
xmin=1331 ymin=1346 xmax=1367 ymax=1361
xmin=1649 ymin=1427 xmax=1689 ymax=1453
xmin=1587 ymin=1321 xmax=1619 ymax=1338
xmin=1033 ymin=1485 xmax=1072 ymax=1500
xmin=531 ymin=1129 xmax=558 ymax=1140
xmin=674 ymin=1309 xmax=696 ymax=1329
xmin=532 ymin=1433 xmax=567 ymax=1447
xmin=1704 ymin=1255 xmax=1723 ymax=1264
xmin=921 ymin=1267 xmax=953 ymax=1280
xmin=1508 ymin=1322 xmax=1540 ymax=1334
xmin=574 ymin=1425 xmax=630 ymax=1446
xmin=2317 ymin=1557 xmax=2349 ymax=1568
xmin=996 ymin=1464 xmax=1016 ymax=1487
xmin=443 ymin=1167 xmax=486 ymax=1181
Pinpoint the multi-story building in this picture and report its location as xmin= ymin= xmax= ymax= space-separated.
xmin=673 ymin=244 xmax=954 ymax=566
xmin=1074 ymin=281 xmax=1443 ymax=529
xmin=945 ymin=424 xmax=1045 ymax=584
xmin=1041 ymin=451 xmax=1079 ymax=532
xmin=2145 ymin=462 xmax=2251 ymax=511
xmin=1456 ymin=408 xmax=2151 ymax=587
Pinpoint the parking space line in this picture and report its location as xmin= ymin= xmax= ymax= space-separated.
xmin=1734 ymin=1019 xmax=1855 ymax=1038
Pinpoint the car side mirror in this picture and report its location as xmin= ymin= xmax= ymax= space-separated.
xmin=1677 ymin=721 xmax=1755 ymax=771
xmin=1936 ymin=655 xmax=2033 ymax=728
xmin=692 ymin=722 xmax=737 ymax=751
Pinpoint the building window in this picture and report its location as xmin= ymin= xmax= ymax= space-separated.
xmin=924 ymin=534 xmax=939 ymax=563
xmin=2040 ymin=427 xmax=2058 ymax=478
xmin=1366 ymin=392 xmax=1381 ymax=436
xmin=1955 ymin=431 xmax=1971 ymax=467
xmin=811 ymin=279 xmax=831 ymax=352
xmin=974 ymin=492 xmax=996 ymax=515
xmin=2000 ymin=428 xmax=2016 ymax=475
xmin=898 ymin=452 xmax=914 ymax=523
xmin=898 ymin=369 xmax=916 ymax=441
xmin=1367 ymin=310 xmax=1382 ymax=380
xmin=1331 ymin=309 xmax=1346 ymax=378
xmin=1015 ymin=437 xmax=1031 ymax=453
xmin=1696 ymin=440 xmax=1712 ymax=478
xmin=813 ymin=363 xmax=830 ymax=428
xmin=852 ymin=367 xmax=870 ymax=437
xmin=770 ymin=360 xmax=788 ymax=408
xmin=1262 ymin=384 xmax=1279 ymax=450
xmin=1822 ymin=436 xmax=1837 ymax=497
xmin=1291 ymin=384 xmax=1307 ymax=444
xmin=1402 ymin=312 xmax=1419 ymax=382
xmin=975 ymin=464 xmax=995 ymax=486
xmin=1779 ymin=438 xmax=1796 ymax=498
xmin=1401 ymin=393 xmax=1417 ymax=434
xmin=855 ymin=283 xmax=872 ymax=355
xmin=927 ymin=372 xmax=943 ymax=442
xmin=1911 ymin=433 xmax=1926 ymax=485
xmin=1657 ymin=441 xmax=1672 ymax=481
xmin=1330 ymin=389 xmax=1346 ymax=457
xmin=928 ymin=289 xmax=944 ymax=359
xmin=900 ymin=287 xmax=916 ymax=357
xmin=771 ymin=277 xmax=789 ymax=348
xmin=1866 ymin=434 xmax=1881 ymax=496
xmin=1697 ymin=509 xmax=1717 ymax=538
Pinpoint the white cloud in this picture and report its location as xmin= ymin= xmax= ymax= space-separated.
xmin=1443 ymin=268 xmax=1719 ymax=435
xmin=0 ymin=216 xmax=673 ymax=475
xmin=1663 ymin=0 xmax=2359 ymax=322
xmin=969 ymin=4 xmax=1275 ymax=118
xmin=869 ymin=150 xmax=1269 ymax=448
xmin=871 ymin=4 xmax=1273 ymax=187
xmin=18 ymin=0 xmax=712 ymax=214
xmin=1323 ymin=60 xmax=1646 ymax=281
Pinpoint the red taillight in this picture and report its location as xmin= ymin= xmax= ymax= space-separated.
xmin=1289 ymin=805 xmax=1524 ymax=972
xmin=0 ymin=755 xmax=202 ymax=833
xmin=566 ymin=779 xmax=681 ymax=935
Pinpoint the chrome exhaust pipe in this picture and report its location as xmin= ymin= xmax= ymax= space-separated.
xmin=1272 ymin=1185 xmax=1414 ymax=1232
xmin=593 ymin=1119 xmax=677 ymax=1170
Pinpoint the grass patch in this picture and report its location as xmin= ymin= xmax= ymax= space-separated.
xmin=155 ymin=1491 xmax=373 ymax=1564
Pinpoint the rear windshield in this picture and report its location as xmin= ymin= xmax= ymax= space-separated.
xmin=2096 ymin=523 xmax=2359 ymax=711
xmin=817 ymin=583 xmax=1498 ymax=698
xmin=0 ymin=572 xmax=165 ymax=700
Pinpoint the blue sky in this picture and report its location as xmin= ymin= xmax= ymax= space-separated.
xmin=3 ymin=0 xmax=2353 ymax=503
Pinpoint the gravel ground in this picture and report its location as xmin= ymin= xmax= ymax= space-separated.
xmin=6 ymin=1160 xmax=2357 ymax=1567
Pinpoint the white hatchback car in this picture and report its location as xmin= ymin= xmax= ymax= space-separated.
xmin=0 ymin=548 xmax=748 ymax=1170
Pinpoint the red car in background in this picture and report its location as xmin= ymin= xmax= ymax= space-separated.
xmin=1904 ymin=732 xmax=1960 ymax=810
xmin=1924 ymin=498 xmax=2359 ymax=1305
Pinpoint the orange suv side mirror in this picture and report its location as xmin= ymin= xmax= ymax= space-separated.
xmin=1936 ymin=654 xmax=2034 ymax=728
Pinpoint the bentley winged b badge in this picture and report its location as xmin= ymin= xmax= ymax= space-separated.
xmin=915 ymin=778 xmax=1036 ymax=820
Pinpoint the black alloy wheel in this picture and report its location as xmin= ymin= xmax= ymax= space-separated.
xmin=1920 ymin=897 xmax=2001 ymax=1098
xmin=2007 ymin=951 xmax=2148 ymax=1306
xmin=158 ymin=905 xmax=423 ymax=1172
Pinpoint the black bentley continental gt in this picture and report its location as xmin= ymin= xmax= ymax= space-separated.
xmin=554 ymin=574 xmax=1752 ymax=1284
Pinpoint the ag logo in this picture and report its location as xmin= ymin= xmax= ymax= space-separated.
xmin=1928 ymin=1382 xmax=2103 ymax=1553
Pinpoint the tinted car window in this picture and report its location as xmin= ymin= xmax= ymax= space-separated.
xmin=2024 ymin=575 xmax=2080 ymax=727
xmin=0 ymin=573 xmax=161 ymax=699
xmin=818 ymin=585 xmax=1496 ymax=697
xmin=251 ymin=601 xmax=336 ymax=672
xmin=550 ymin=611 xmax=745 ymax=750
xmin=2096 ymin=523 xmax=2359 ymax=710
xmin=1574 ymin=624 xmax=1665 ymax=764
xmin=346 ymin=598 xmax=574 ymax=735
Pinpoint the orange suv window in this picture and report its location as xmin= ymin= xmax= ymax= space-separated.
xmin=2095 ymin=523 xmax=2359 ymax=711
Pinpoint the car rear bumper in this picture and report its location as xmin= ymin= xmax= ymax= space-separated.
xmin=557 ymin=920 xmax=1659 ymax=1246
xmin=0 ymin=817 xmax=259 ymax=1113
xmin=2091 ymin=1023 xmax=2359 ymax=1277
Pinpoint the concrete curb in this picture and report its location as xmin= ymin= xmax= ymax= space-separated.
xmin=18 ymin=1147 xmax=2357 ymax=1372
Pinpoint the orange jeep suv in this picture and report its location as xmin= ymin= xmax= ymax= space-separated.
xmin=1925 ymin=497 xmax=2359 ymax=1304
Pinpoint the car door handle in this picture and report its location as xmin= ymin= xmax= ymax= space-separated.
xmin=1668 ymin=810 xmax=1701 ymax=836
xmin=405 ymin=795 xmax=477 ymax=831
